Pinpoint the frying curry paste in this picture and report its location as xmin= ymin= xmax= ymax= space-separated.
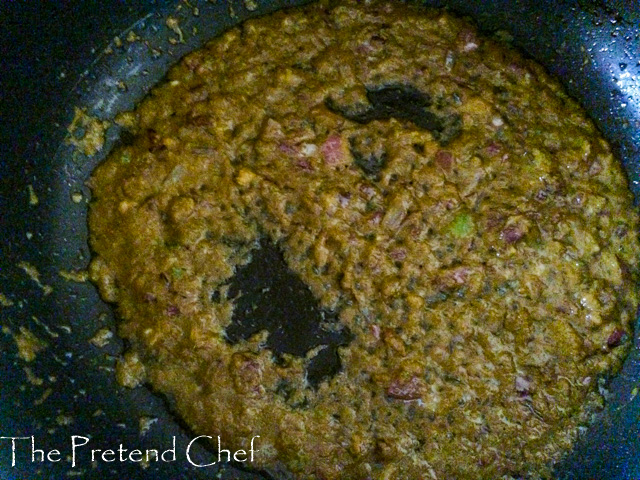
xmin=88 ymin=1 xmax=640 ymax=478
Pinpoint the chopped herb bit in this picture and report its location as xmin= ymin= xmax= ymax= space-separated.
xmin=171 ymin=267 xmax=184 ymax=279
xmin=447 ymin=212 xmax=474 ymax=238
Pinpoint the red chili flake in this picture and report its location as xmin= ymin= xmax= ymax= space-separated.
xmin=389 ymin=248 xmax=407 ymax=261
xmin=607 ymin=329 xmax=627 ymax=348
xmin=184 ymin=56 xmax=202 ymax=71
xmin=387 ymin=376 xmax=422 ymax=400
xmin=355 ymin=42 xmax=375 ymax=55
xmin=535 ymin=189 xmax=548 ymax=202
xmin=359 ymin=183 xmax=376 ymax=198
xmin=147 ymin=129 xmax=164 ymax=153
xmin=371 ymin=324 xmax=381 ymax=340
xmin=338 ymin=192 xmax=351 ymax=207
xmin=166 ymin=305 xmax=180 ymax=317
xmin=486 ymin=213 xmax=504 ymax=230
xmin=239 ymin=358 xmax=261 ymax=376
xmin=501 ymin=225 xmax=525 ymax=244
xmin=588 ymin=161 xmax=602 ymax=176
xmin=296 ymin=159 xmax=314 ymax=172
xmin=230 ymin=354 xmax=263 ymax=393
xmin=435 ymin=150 xmax=454 ymax=171
xmin=463 ymin=41 xmax=479 ymax=52
xmin=508 ymin=62 xmax=526 ymax=76
xmin=615 ymin=225 xmax=629 ymax=238
xmin=321 ymin=134 xmax=344 ymax=166
xmin=143 ymin=293 xmax=156 ymax=303
xmin=436 ymin=266 xmax=470 ymax=291
xmin=188 ymin=114 xmax=212 ymax=126
xmin=278 ymin=142 xmax=299 ymax=156
xmin=515 ymin=375 xmax=532 ymax=395
xmin=186 ymin=87 xmax=209 ymax=104
xmin=450 ymin=267 xmax=469 ymax=285
xmin=485 ymin=142 xmax=502 ymax=156
xmin=457 ymin=28 xmax=478 ymax=49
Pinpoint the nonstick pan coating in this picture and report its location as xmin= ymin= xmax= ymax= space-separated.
xmin=1 ymin=1 xmax=640 ymax=479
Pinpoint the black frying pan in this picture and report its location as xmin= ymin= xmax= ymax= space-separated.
xmin=2 ymin=1 xmax=640 ymax=479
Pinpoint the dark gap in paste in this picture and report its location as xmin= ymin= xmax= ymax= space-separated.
xmin=224 ymin=239 xmax=352 ymax=387
xmin=325 ymin=83 xmax=463 ymax=146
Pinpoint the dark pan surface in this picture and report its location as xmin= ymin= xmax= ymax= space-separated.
xmin=1 ymin=1 xmax=640 ymax=478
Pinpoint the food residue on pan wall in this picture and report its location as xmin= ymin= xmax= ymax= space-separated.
xmin=66 ymin=107 xmax=110 ymax=157
xmin=34 ymin=387 xmax=53 ymax=406
xmin=166 ymin=16 xmax=185 ymax=44
xmin=27 ymin=184 xmax=39 ymax=205
xmin=30 ymin=315 xmax=60 ymax=339
xmin=89 ymin=328 xmax=114 ymax=348
xmin=58 ymin=269 xmax=89 ymax=283
xmin=0 ymin=293 xmax=14 ymax=307
xmin=56 ymin=415 xmax=74 ymax=426
xmin=126 ymin=30 xmax=141 ymax=43
xmin=23 ymin=366 xmax=44 ymax=386
xmin=18 ymin=261 xmax=53 ymax=295
xmin=115 ymin=352 xmax=146 ymax=388
xmin=138 ymin=416 xmax=158 ymax=436
xmin=13 ymin=326 xmax=47 ymax=362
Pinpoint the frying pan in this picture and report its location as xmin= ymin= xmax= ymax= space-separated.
xmin=1 ymin=1 xmax=640 ymax=478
